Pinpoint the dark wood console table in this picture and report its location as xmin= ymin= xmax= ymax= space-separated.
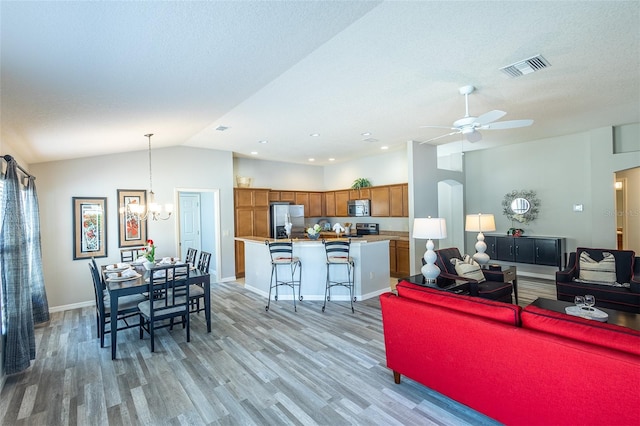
xmin=484 ymin=235 xmax=566 ymax=270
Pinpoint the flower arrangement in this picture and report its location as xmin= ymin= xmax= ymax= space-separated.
xmin=144 ymin=239 xmax=156 ymax=262
xmin=306 ymin=224 xmax=322 ymax=238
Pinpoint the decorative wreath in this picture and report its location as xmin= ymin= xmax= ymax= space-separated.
xmin=502 ymin=190 xmax=539 ymax=224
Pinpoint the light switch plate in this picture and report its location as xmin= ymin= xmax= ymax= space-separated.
xmin=573 ymin=204 xmax=583 ymax=212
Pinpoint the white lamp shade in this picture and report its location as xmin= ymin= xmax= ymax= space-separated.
xmin=413 ymin=217 xmax=447 ymax=240
xmin=465 ymin=213 xmax=496 ymax=233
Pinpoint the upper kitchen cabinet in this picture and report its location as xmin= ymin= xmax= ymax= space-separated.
xmin=370 ymin=186 xmax=390 ymax=217
xmin=295 ymin=192 xmax=309 ymax=214
xmin=324 ymin=191 xmax=336 ymax=216
xmin=389 ymin=184 xmax=409 ymax=217
xmin=235 ymin=188 xmax=270 ymax=207
xmin=308 ymin=192 xmax=323 ymax=217
xmin=349 ymin=187 xmax=371 ymax=200
xmin=335 ymin=190 xmax=349 ymax=217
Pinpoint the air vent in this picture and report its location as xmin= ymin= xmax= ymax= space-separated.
xmin=362 ymin=138 xmax=379 ymax=143
xmin=500 ymin=54 xmax=550 ymax=77
xmin=216 ymin=125 xmax=229 ymax=131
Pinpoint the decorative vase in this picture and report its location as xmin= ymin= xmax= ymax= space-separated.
xmin=308 ymin=233 xmax=319 ymax=240
xmin=144 ymin=261 xmax=155 ymax=270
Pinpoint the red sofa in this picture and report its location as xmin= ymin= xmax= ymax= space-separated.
xmin=380 ymin=281 xmax=640 ymax=425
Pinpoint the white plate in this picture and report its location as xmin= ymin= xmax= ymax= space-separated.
xmin=565 ymin=306 xmax=609 ymax=322
xmin=106 ymin=272 xmax=141 ymax=282
xmin=105 ymin=264 xmax=131 ymax=273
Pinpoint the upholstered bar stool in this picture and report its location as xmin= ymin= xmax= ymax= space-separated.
xmin=322 ymin=239 xmax=355 ymax=313
xmin=265 ymin=240 xmax=302 ymax=312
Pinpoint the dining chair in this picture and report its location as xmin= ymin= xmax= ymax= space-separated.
xmin=185 ymin=247 xmax=198 ymax=265
xmin=322 ymin=239 xmax=355 ymax=313
xmin=138 ymin=264 xmax=191 ymax=352
xmin=189 ymin=251 xmax=212 ymax=313
xmin=120 ymin=247 xmax=144 ymax=263
xmin=89 ymin=261 xmax=146 ymax=347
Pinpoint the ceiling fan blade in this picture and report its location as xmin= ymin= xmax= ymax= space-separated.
xmin=475 ymin=110 xmax=506 ymax=125
xmin=419 ymin=130 xmax=461 ymax=144
xmin=466 ymin=130 xmax=483 ymax=143
xmin=482 ymin=119 xmax=534 ymax=130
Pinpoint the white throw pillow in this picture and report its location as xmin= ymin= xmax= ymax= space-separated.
xmin=452 ymin=258 xmax=486 ymax=283
xmin=578 ymin=251 xmax=616 ymax=284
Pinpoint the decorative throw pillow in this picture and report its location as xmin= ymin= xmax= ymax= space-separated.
xmin=578 ymin=251 xmax=617 ymax=284
xmin=451 ymin=258 xmax=486 ymax=283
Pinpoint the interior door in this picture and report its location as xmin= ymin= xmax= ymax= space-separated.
xmin=179 ymin=193 xmax=201 ymax=260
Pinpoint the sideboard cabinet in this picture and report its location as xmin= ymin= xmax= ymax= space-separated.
xmin=485 ymin=235 xmax=565 ymax=269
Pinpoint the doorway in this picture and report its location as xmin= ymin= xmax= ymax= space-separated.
xmin=175 ymin=188 xmax=221 ymax=280
xmin=614 ymin=167 xmax=640 ymax=253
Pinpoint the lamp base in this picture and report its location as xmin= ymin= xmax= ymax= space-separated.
xmin=422 ymin=239 xmax=441 ymax=282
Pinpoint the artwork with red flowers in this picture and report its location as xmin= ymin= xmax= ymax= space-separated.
xmin=117 ymin=189 xmax=148 ymax=248
xmin=73 ymin=197 xmax=107 ymax=259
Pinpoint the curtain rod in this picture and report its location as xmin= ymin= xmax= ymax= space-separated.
xmin=2 ymin=154 xmax=34 ymax=179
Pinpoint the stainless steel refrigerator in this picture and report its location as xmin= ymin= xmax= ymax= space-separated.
xmin=270 ymin=203 xmax=305 ymax=239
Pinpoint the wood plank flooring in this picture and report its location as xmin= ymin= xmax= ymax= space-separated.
xmin=1 ymin=277 xmax=556 ymax=425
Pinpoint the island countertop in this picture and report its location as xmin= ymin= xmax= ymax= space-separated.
xmin=237 ymin=236 xmax=391 ymax=303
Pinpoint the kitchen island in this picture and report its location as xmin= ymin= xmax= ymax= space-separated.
xmin=236 ymin=236 xmax=391 ymax=302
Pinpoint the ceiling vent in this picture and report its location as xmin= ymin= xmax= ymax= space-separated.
xmin=500 ymin=54 xmax=550 ymax=77
xmin=362 ymin=138 xmax=379 ymax=143
xmin=216 ymin=125 xmax=229 ymax=131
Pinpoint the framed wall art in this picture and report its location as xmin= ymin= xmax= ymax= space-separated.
xmin=73 ymin=197 xmax=107 ymax=260
xmin=117 ymin=189 xmax=148 ymax=247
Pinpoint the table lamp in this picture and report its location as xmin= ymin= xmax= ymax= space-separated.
xmin=413 ymin=217 xmax=447 ymax=282
xmin=465 ymin=213 xmax=496 ymax=265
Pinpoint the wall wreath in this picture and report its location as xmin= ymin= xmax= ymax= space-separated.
xmin=502 ymin=190 xmax=540 ymax=224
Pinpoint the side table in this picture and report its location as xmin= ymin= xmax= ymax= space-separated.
xmin=399 ymin=274 xmax=470 ymax=295
xmin=485 ymin=265 xmax=518 ymax=305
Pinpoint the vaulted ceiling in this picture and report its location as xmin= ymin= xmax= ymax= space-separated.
xmin=2 ymin=1 xmax=638 ymax=165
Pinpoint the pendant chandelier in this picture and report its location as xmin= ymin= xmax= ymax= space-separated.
xmin=128 ymin=133 xmax=173 ymax=221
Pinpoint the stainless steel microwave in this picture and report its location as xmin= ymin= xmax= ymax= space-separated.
xmin=348 ymin=199 xmax=370 ymax=217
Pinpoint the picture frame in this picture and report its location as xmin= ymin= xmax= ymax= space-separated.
xmin=117 ymin=189 xmax=148 ymax=248
xmin=73 ymin=197 xmax=107 ymax=260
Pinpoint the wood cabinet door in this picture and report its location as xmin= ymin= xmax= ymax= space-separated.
xmin=389 ymin=240 xmax=397 ymax=276
xmin=396 ymin=240 xmax=411 ymax=277
xmin=359 ymin=187 xmax=371 ymax=199
xmin=235 ymin=189 xmax=254 ymax=207
xmin=235 ymin=241 xmax=245 ymax=278
xmin=309 ymin=192 xmax=323 ymax=217
xmin=280 ymin=191 xmax=296 ymax=203
xmin=389 ymin=185 xmax=404 ymax=217
xmin=254 ymin=207 xmax=270 ymax=237
xmin=335 ymin=191 xmax=349 ymax=217
xmin=534 ymin=238 xmax=559 ymax=266
xmin=349 ymin=189 xmax=360 ymax=200
xmin=496 ymin=236 xmax=515 ymax=261
xmin=514 ymin=238 xmax=535 ymax=264
xmin=484 ymin=235 xmax=498 ymax=259
xmin=324 ymin=191 xmax=336 ymax=217
xmin=402 ymin=184 xmax=409 ymax=216
xmin=269 ymin=192 xmax=280 ymax=202
xmin=235 ymin=208 xmax=255 ymax=236
xmin=370 ymin=186 xmax=390 ymax=217
xmin=254 ymin=189 xmax=270 ymax=207
xmin=295 ymin=192 xmax=310 ymax=214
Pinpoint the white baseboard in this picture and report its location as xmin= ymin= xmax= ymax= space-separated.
xmin=49 ymin=300 xmax=94 ymax=313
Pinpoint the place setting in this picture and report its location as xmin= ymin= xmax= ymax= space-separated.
xmin=565 ymin=295 xmax=608 ymax=322
xmin=105 ymin=264 xmax=141 ymax=282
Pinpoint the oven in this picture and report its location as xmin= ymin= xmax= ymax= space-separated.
xmin=355 ymin=223 xmax=379 ymax=236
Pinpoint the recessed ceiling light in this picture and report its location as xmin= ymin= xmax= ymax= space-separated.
xmin=251 ymin=151 xmax=258 ymax=155
xmin=381 ymin=146 xmax=388 ymax=150
xmin=361 ymin=132 xmax=371 ymax=136
xmin=328 ymin=158 xmax=335 ymax=162
xmin=308 ymin=158 xmax=315 ymax=162
xmin=310 ymin=133 xmax=320 ymax=137
xmin=258 ymin=140 xmax=268 ymax=144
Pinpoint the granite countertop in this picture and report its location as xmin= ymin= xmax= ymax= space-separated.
xmin=236 ymin=231 xmax=409 ymax=244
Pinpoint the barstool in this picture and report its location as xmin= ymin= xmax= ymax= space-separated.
xmin=322 ymin=239 xmax=355 ymax=313
xmin=265 ymin=240 xmax=302 ymax=312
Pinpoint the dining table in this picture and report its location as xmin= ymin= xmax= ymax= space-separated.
xmin=103 ymin=263 xmax=211 ymax=360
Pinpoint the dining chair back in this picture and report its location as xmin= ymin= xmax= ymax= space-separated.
xmin=138 ymin=263 xmax=191 ymax=352
xmin=185 ymin=247 xmax=198 ymax=265
xmin=89 ymin=260 xmax=146 ymax=347
xmin=120 ymin=247 xmax=145 ymax=263
xmin=322 ymin=239 xmax=355 ymax=313
xmin=197 ymin=251 xmax=212 ymax=273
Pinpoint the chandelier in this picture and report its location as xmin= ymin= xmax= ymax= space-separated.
xmin=128 ymin=133 xmax=173 ymax=221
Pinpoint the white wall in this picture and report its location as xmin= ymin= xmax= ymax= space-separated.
xmin=323 ymin=147 xmax=408 ymax=189
xmin=30 ymin=146 xmax=235 ymax=310
xmin=234 ymin=157 xmax=324 ymax=190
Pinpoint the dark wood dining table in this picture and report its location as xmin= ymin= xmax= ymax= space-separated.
xmin=103 ymin=263 xmax=211 ymax=359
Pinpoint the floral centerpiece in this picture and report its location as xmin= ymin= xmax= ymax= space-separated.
xmin=306 ymin=224 xmax=322 ymax=240
xmin=143 ymin=239 xmax=156 ymax=269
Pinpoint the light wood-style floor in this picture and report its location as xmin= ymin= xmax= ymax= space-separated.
xmin=0 ymin=277 xmax=556 ymax=425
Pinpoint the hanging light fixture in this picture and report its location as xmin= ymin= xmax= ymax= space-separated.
xmin=128 ymin=134 xmax=173 ymax=221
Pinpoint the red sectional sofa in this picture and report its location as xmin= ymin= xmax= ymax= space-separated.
xmin=380 ymin=281 xmax=640 ymax=425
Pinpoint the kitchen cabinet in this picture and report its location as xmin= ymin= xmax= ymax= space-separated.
xmin=234 ymin=188 xmax=270 ymax=277
xmin=280 ymin=191 xmax=296 ymax=203
xmin=335 ymin=190 xmax=349 ymax=217
xmin=487 ymin=235 xmax=565 ymax=269
xmin=349 ymin=187 xmax=371 ymax=200
xmin=389 ymin=239 xmax=410 ymax=277
xmin=324 ymin=191 xmax=336 ymax=216
xmin=389 ymin=185 xmax=404 ymax=217
xmin=308 ymin=192 xmax=323 ymax=217
xmin=295 ymin=192 xmax=309 ymax=214
xmin=370 ymin=186 xmax=390 ymax=217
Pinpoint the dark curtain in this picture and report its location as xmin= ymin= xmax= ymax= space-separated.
xmin=1 ymin=158 xmax=49 ymax=374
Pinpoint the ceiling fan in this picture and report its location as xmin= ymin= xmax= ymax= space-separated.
xmin=420 ymin=85 xmax=533 ymax=144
